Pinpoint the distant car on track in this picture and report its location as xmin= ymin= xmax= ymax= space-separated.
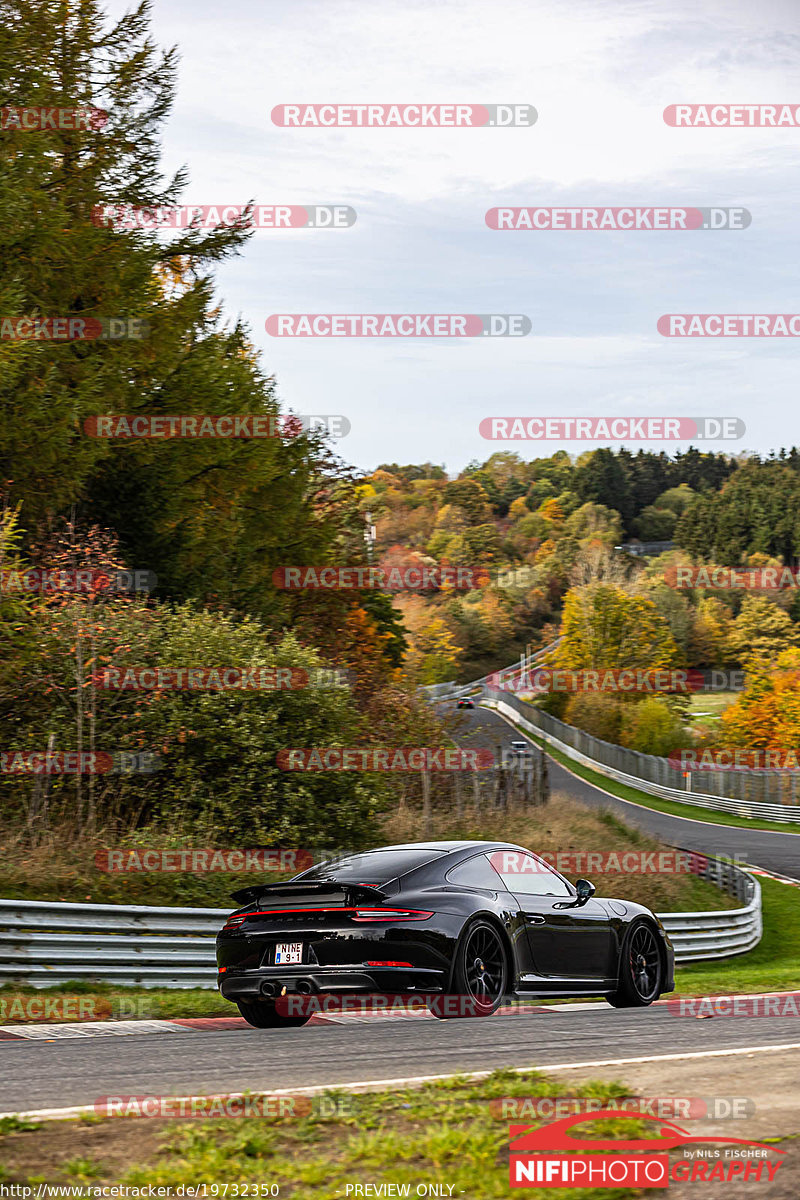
xmin=456 ymin=697 xmax=475 ymax=709
xmin=216 ymin=840 xmax=674 ymax=1028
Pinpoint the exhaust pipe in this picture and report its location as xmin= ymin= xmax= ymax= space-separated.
xmin=296 ymin=979 xmax=315 ymax=994
xmin=260 ymin=980 xmax=277 ymax=998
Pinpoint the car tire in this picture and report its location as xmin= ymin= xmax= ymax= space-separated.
xmin=236 ymin=1000 xmax=312 ymax=1028
xmin=429 ymin=918 xmax=508 ymax=1019
xmin=607 ymin=921 xmax=663 ymax=1009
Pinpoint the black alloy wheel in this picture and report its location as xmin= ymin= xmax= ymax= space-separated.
xmin=607 ymin=922 xmax=663 ymax=1008
xmin=430 ymin=919 xmax=508 ymax=1018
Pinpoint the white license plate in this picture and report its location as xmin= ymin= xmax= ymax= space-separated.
xmin=275 ymin=942 xmax=303 ymax=965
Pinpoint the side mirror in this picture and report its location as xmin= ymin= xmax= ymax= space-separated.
xmin=575 ymin=878 xmax=596 ymax=906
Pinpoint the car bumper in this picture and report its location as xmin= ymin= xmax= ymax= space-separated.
xmin=218 ymin=963 xmax=447 ymax=1002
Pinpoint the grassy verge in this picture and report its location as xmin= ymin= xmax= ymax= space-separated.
xmin=0 ymin=1068 xmax=664 ymax=1196
xmin=0 ymin=981 xmax=231 ymax=1023
xmin=489 ymin=705 xmax=800 ymax=835
xmin=686 ymin=691 xmax=738 ymax=720
xmin=674 ymin=875 xmax=800 ymax=995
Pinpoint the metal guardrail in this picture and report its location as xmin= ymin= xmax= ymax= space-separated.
xmin=424 ymin=640 xmax=563 ymax=701
xmin=482 ymin=688 xmax=800 ymax=822
xmin=0 ymin=844 xmax=761 ymax=987
xmin=658 ymin=854 xmax=761 ymax=962
xmin=0 ymin=898 xmax=229 ymax=988
xmin=418 ymin=681 xmax=459 ymax=698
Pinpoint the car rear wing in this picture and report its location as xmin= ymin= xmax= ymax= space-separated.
xmin=229 ymin=880 xmax=389 ymax=905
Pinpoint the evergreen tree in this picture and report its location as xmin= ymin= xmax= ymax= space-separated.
xmin=0 ymin=0 xmax=338 ymax=620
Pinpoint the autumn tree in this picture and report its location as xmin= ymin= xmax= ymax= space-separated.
xmin=729 ymin=597 xmax=800 ymax=669
xmin=719 ymin=649 xmax=800 ymax=751
xmin=555 ymin=584 xmax=680 ymax=672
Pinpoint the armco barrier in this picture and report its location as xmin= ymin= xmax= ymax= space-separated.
xmin=482 ymin=687 xmax=800 ymax=822
xmin=0 ymin=898 xmax=226 ymax=988
xmin=0 ymin=851 xmax=760 ymax=987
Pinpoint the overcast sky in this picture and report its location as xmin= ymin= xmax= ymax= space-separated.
xmin=108 ymin=0 xmax=800 ymax=472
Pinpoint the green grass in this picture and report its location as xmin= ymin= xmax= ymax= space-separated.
xmin=674 ymin=876 xmax=800 ymax=995
xmin=0 ymin=1070 xmax=668 ymax=1197
xmin=0 ymin=981 xmax=232 ymax=1022
xmin=490 ymin=705 xmax=800 ymax=835
xmin=686 ymin=691 xmax=739 ymax=720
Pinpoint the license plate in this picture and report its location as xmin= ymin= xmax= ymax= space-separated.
xmin=275 ymin=942 xmax=303 ymax=965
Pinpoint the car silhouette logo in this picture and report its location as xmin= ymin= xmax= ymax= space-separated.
xmin=510 ymin=1110 xmax=786 ymax=1155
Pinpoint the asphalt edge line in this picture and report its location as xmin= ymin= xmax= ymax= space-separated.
xmin=5 ymin=1042 xmax=800 ymax=1122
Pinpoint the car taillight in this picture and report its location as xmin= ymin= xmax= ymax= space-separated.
xmin=352 ymin=908 xmax=433 ymax=922
xmin=223 ymin=915 xmax=246 ymax=930
xmin=366 ymin=961 xmax=413 ymax=967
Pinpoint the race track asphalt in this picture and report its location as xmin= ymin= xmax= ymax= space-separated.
xmin=448 ymin=703 xmax=800 ymax=877
xmin=2 ymin=1004 xmax=799 ymax=1114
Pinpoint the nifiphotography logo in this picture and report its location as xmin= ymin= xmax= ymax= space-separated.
xmin=508 ymin=1109 xmax=785 ymax=1187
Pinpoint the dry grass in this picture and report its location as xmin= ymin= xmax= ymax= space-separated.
xmin=381 ymin=794 xmax=730 ymax=912
xmin=0 ymin=793 xmax=730 ymax=913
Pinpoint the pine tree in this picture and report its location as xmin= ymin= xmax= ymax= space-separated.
xmin=0 ymin=0 xmax=337 ymax=618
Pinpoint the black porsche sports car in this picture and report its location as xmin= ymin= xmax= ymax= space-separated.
xmin=216 ymin=841 xmax=674 ymax=1028
xmin=456 ymin=697 xmax=475 ymax=709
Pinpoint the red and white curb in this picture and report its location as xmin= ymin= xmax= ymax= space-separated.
xmin=2 ymin=993 xmax=797 ymax=1041
xmin=0 ymin=1002 xmax=577 ymax=1040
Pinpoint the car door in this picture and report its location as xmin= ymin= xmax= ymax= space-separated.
xmin=487 ymin=850 xmax=614 ymax=981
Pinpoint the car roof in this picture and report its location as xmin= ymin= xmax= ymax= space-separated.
xmin=356 ymin=840 xmax=524 ymax=853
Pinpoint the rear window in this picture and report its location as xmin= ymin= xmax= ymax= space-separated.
xmin=298 ymin=848 xmax=445 ymax=884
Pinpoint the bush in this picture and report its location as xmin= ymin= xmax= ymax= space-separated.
xmin=563 ymin=693 xmax=622 ymax=743
xmin=1 ymin=601 xmax=387 ymax=847
xmin=620 ymin=696 xmax=685 ymax=755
